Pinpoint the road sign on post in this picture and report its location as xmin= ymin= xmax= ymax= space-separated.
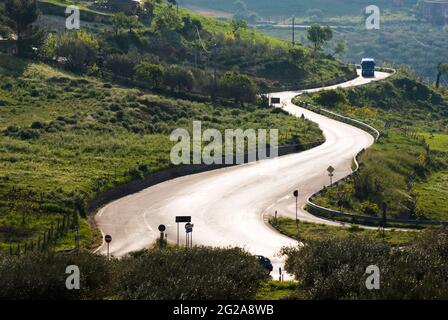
xmin=158 ymin=224 xmax=166 ymax=249
xmin=327 ymin=166 xmax=335 ymax=185
xmin=175 ymin=216 xmax=192 ymax=248
xmin=104 ymin=234 xmax=112 ymax=260
xmin=270 ymin=97 xmax=281 ymax=104
xmin=185 ymin=223 xmax=194 ymax=248
xmin=176 ymin=216 xmax=192 ymax=223
xmin=293 ymin=190 xmax=299 ymax=224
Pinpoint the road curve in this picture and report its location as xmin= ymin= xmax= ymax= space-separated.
xmin=95 ymin=70 xmax=391 ymax=276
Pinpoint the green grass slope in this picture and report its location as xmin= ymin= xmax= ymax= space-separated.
xmin=297 ymin=71 xmax=448 ymax=221
xmin=0 ymin=54 xmax=324 ymax=251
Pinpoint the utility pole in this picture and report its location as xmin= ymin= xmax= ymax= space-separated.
xmin=213 ymin=45 xmax=217 ymax=94
xmin=292 ymin=16 xmax=295 ymax=45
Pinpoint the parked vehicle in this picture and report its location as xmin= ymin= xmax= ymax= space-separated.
xmin=255 ymin=255 xmax=273 ymax=274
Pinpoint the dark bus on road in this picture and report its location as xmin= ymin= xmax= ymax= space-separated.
xmin=361 ymin=58 xmax=376 ymax=77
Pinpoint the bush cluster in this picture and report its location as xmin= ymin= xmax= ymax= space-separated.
xmin=283 ymin=227 xmax=448 ymax=299
xmin=0 ymin=247 xmax=268 ymax=300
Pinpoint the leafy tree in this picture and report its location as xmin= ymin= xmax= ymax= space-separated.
xmin=134 ymin=62 xmax=164 ymax=88
xmin=219 ymin=71 xmax=257 ymax=107
xmin=436 ymin=63 xmax=448 ymax=88
xmin=139 ymin=0 xmax=157 ymax=24
xmin=230 ymin=19 xmax=248 ymax=38
xmin=105 ymin=53 xmax=140 ymax=78
xmin=307 ymin=24 xmax=333 ymax=53
xmin=180 ymin=15 xmax=202 ymax=38
xmin=334 ymin=42 xmax=346 ymax=57
xmin=0 ymin=3 xmax=10 ymax=37
xmin=54 ymin=31 xmax=99 ymax=72
xmin=39 ymin=33 xmax=58 ymax=60
xmin=117 ymin=247 xmax=267 ymax=300
xmin=112 ymin=12 xmax=128 ymax=36
xmin=163 ymin=65 xmax=194 ymax=91
xmin=153 ymin=5 xmax=183 ymax=32
xmin=313 ymin=88 xmax=348 ymax=108
xmin=289 ymin=46 xmax=307 ymax=65
xmin=3 ymin=0 xmax=42 ymax=57
xmin=126 ymin=15 xmax=139 ymax=33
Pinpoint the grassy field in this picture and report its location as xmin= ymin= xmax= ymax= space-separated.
xmin=256 ymin=280 xmax=299 ymax=300
xmin=0 ymin=53 xmax=325 ymax=251
xmin=271 ymin=217 xmax=419 ymax=246
xmin=420 ymin=133 xmax=448 ymax=151
xmin=413 ymin=133 xmax=448 ymax=221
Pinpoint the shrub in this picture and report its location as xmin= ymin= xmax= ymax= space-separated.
xmin=313 ymin=88 xmax=348 ymax=108
xmin=282 ymin=228 xmax=448 ymax=299
xmin=163 ymin=65 xmax=195 ymax=92
xmin=0 ymin=252 xmax=114 ymax=300
xmin=117 ymin=247 xmax=268 ymax=300
xmin=54 ymin=31 xmax=99 ymax=72
xmin=219 ymin=71 xmax=257 ymax=107
xmin=134 ymin=62 xmax=164 ymax=88
xmin=104 ymin=53 xmax=140 ymax=79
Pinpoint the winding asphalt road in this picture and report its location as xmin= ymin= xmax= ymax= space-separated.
xmin=95 ymin=70 xmax=391 ymax=276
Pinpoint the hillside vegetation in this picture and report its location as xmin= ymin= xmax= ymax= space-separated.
xmin=0 ymin=0 xmax=360 ymax=251
xmin=0 ymin=53 xmax=324 ymax=251
xmin=32 ymin=0 xmax=353 ymax=90
xmin=297 ymin=71 xmax=448 ymax=221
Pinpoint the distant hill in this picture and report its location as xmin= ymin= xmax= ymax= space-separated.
xmin=179 ymin=0 xmax=418 ymax=19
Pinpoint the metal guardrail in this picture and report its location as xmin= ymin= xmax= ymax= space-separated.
xmin=319 ymin=108 xmax=381 ymax=142
xmin=298 ymin=95 xmax=448 ymax=227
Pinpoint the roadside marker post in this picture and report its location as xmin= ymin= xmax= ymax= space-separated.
xmin=158 ymin=224 xmax=166 ymax=249
xmin=104 ymin=234 xmax=112 ymax=260
xmin=327 ymin=166 xmax=335 ymax=185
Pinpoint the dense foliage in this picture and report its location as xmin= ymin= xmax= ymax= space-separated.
xmin=282 ymin=227 xmax=448 ymax=299
xmin=118 ymin=247 xmax=268 ymax=300
xmin=0 ymin=246 xmax=267 ymax=300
